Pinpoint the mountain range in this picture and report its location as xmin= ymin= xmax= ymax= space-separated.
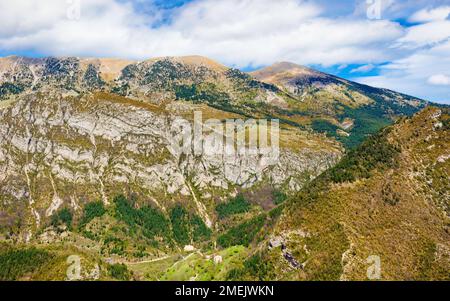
xmin=0 ymin=55 xmax=447 ymax=281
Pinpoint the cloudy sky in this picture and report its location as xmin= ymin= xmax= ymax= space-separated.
xmin=0 ymin=0 xmax=449 ymax=104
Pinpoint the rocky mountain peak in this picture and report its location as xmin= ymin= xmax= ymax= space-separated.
xmin=251 ymin=61 xmax=324 ymax=82
xmin=145 ymin=55 xmax=228 ymax=72
xmin=0 ymin=54 xmax=429 ymax=150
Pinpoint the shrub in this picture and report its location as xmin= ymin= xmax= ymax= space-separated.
xmin=51 ymin=208 xmax=73 ymax=229
xmin=273 ymin=190 xmax=287 ymax=205
xmin=108 ymin=263 xmax=131 ymax=281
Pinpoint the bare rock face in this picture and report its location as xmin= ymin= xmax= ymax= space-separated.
xmin=0 ymin=55 xmax=426 ymax=243
xmin=2 ymin=55 xmax=426 ymax=243
xmin=0 ymin=91 xmax=341 ymax=238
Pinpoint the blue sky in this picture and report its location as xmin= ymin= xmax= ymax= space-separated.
xmin=0 ymin=0 xmax=449 ymax=104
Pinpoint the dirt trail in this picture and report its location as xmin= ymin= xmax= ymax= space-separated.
xmin=124 ymin=255 xmax=172 ymax=265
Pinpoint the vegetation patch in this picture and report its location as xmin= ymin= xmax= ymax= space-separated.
xmin=217 ymin=214 xmax=266 ymax=248
xmin=108 ymin=263 xmax=131 ymax=281
xmin=114 ymin=195 xmax=170 ymax=242
xmin=175 ymin=83 xmax=231 ymax=107
xmin=79 ymin=201 xmax=106 ymax=227
xmin=83 ymin=64 xmax=105 ymax=89
xmin=51 ymin=208 xmax=73 ymax=230
xmin=112 ymin=196 xmax=210 ymax=246
xmin=303 ymin=223 xmax=349 ymax=281
xmin=160 ymin=246 xmax=248 ymax=281
xmin=0 ymin=246 xmax=53 ymax=280
xmin=312 ymin=119 xmax=339 ymax=136
xmin=327 ymin=130 xmax=400 ymax=183
xmin=226 ymin=253 xmax=275 ymax=281
xmin=273 ymin=190 xmax=288 ymax=205
xmin=170 ymin=205 xmax=211 ymax=245
xmin=170 ymin=205 xmax=191 ymax=245
xmin=216 ymin=194 xmax=251 ymax=219
xmin=0 ymin=82 xmax=25 ymax=99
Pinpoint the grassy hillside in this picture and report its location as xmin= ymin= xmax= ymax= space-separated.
xmin=240 ymin=107 xmax=449 ymax=280
xmin=251 ymin=62 xmax=427 ymax=149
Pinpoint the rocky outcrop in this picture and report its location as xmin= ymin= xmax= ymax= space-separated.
xmin=0 ymin=91 xmax=341 ymax=238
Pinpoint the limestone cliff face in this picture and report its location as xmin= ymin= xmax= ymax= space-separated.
xmin=0 ymin=55 xmax=426 ymax=243
xmin=0 ymin=91 xmax=341 ymax=239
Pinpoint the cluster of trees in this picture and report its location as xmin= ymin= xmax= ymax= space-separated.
xmin=174 ymin=83 xmax=231 ymax=107
xmin=107 ymin=263 xmax=131 ymax=281
xmin=340 ymin=104 xmax=392 ymax=149
xmin=216 ymin=194 xmax=251 ymax=219
xmin=170 ymin=205 xmax=211 ymax=245
xmin=311 ymin=119 xmax=340 ymax=136
xmin=114 ymin=195 xmax=169 ymax=241
xmin=50 ymin=201 xmax=107 ymax=233
xmin=143 ymin=60 xmax=190 ymax=87
xmin=170 ymin=206 xmax=191 ymax=245
xmin=311 ymin=102 xmax=396 ymax=150
xmin=111 ymin=83 xmax=130 ymax=96
xmin=82 ymin=64 xmax=105 ymax=90
xmin=0 ymin=247 xmax=52 ymax=280
xmin=225 ymin=68 xmax=279 ymax=92
xmin=0 ymin=82 xmax=24 ymax=99
xmin=217 ymin=214 xmax=266 ymax=248
xmin=114 ymin=196 xmax=211 ymax=246
xmin=50 ymin=208 xmax=73 ymax=230
xmin=103 ymin=235 xmax=126 ymax=255
xmin=47 ymin=195 xmax=213 ymax=249
xmin=226 ymin=253 xmax=275 ymax=281
xmin=79 ymin=201 xmax=106 ymax=227
xmin=291 ymin=129 xmax=400 ymax=208
xmin=327 ymin=130 xmax=400 ymax=183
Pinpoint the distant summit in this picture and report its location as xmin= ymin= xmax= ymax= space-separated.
xmin=0 ymin=55 xmax=427 ymax=149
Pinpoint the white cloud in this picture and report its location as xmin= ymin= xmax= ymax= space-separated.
xmin=428 ymin=74 xmax=450 ymax=86
xmin=354 ymin=4 xmax=450 ymax=104
xmin=409 ymin=6 xmax=450 ymax=22
xmin=0 ymin=0 xmax=448 ymax=103
xmin=356 ymin=39 xmax=450 ymax=104
xmin=352 ymin=0 xmax=446 ymax=21
xmin=350 ymin=64 xmax=375 ymax=73
xmin=395 ymin=20 xmax=450 ymax=49
xmin=0 ymin=0 xmax=404 ymax=67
